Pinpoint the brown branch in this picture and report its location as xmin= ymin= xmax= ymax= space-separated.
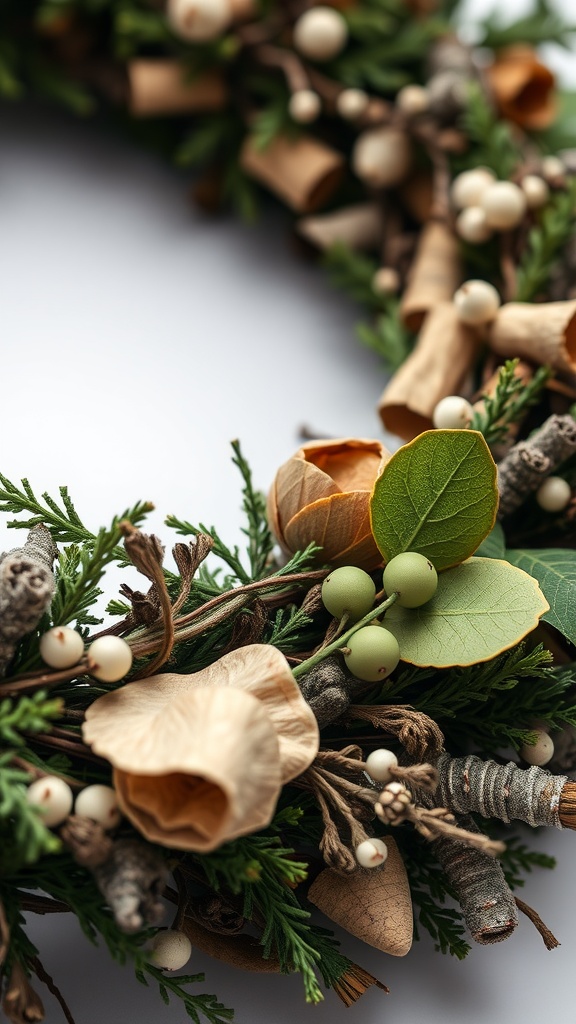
xmin=29 ymin=956 xmax=77 ymax=1024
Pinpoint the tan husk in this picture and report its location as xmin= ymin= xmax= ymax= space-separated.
xmin=400 ymin=220 xmax=461 ymax=331
xmin=83 ymin=645 xmax=319 ymax=851
xmin=307 ymin=837 xmax=413 ymax=956
xmin=240 ymin=134 xmax=345 ymax=213
xmin=487 ymin=301 xmax=576 ymax=374
xmin=486 ymin=46 xmax=556 ymax=130
xmin=127 ymin=61 xmax=228 ymax=116
xmin=379 ymin=302 xmax=480 ymax=440
xmin=268 ymin=438 xmax=390 ymax=570
xmin=297 ymin=203 xmax=383 ymax=252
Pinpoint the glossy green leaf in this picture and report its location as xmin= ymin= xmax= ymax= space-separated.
xmin=506 ymin=548 xmax=576 ymax=647
xmin=383 ymin=557 xmax=548 ymax=667
xmin=475 ymin=522 xmax=506 ymax=559
xmin=370 ymin=430 xmax=498 ymax=571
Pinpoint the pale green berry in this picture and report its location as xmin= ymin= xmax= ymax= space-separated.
xmin=344 ymin=625 xmax=400 ymax=682
xmin=383 ymin=552 xmax=438 ymax=608
xmin=321 ymin=566 xmax=376 ymax=621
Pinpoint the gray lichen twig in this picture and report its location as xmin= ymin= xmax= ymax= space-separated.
xmin=497 ymin=413 xmax=576 ymax=518
xmin=0 ymin=525 xmax=57 ymax=677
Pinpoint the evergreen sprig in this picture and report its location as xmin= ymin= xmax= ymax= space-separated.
xmin=515 ymin=180 xmax=576 ymax=302
xmin=469 ymin=358 xmax=552 ymax=445
xmin=459 ymin=84 xmax=518 ymax=180
xmin=0 ymin=757 xmax=61 ymax=868
xmin=0 ymin=691 xmax=62 ymax=746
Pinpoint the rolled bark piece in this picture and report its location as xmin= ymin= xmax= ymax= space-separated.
xmin=240 ymin=134 xmax=345 ymax=213
xmin=308 ymin=838 xmax=413 ymax=955
xmin=297 ymin=203 xmax=383 ymax=252
xmin=378 ymin=303 xmax=479 ymax=440
xmin=127 ymin=60 xmax=228 ymax=117
xmin=497 ymin=413 xmax=576 ymax=518
xmin=487 ymin=301 xmax=576 ymax=374
xmin=432 ymin=821 xmax=518 ymax=944
xmin=400 ymin=220 xmax=461 ymax=331
xmin=229 ymin=0 xmax=257 ymax=19
xmin=399 ymin=170 xmax=433 ymax=223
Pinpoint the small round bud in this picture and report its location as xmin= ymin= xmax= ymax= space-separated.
xmin=519 ymin=729 xmax=554 ymax=767
xmin=536 ymin=476 xmax=572 ymax=512
xmin=322 ymin=566 xmax=376 ymax=621
xmin=451 ymin=167 xmax=496 ymax=209
xmin=521 ymin=174 xmax=550 ymax=210
xmin=336 ymin=88 xmax=369 ymax=121
xmin=40 ymin=626 xmax=84 ymax=669
xmin=26 ymin=776 xmax=73 ymax=828
xmin=481 ymin=181 xmax=527 ymax=231
xmin=75 ymin=784 xmax=122 ymax=829
xmin=383 ymin=551 xmax=438 ymax=608
xmin=87 ymin=636 xmax=133 ymax=683
xmin=293 ymin=6 xmax=348 ymax=62
xmin=455 ymin=206 xmax=493 ymax=244
xmin=150 ymin=930 xmax=193 ymax=971
xmin=375 ymin=781 xmax=411 ymax=824
xmin=372 ymin=267 xmax=400 ymax=296
xmin=289 ymin=89 xmax=321 ymax=124
xmin=432 ymin=395 xmax=474 ymax=430
xmin=352 ymin=127 xmax=411 ymax=189
xmin=167 ymin=0 xmax=231 ymax=42
xmin=396 ymin=84 xmax=429 ymax=117
xmin=344 ymin=625 xmax=400 ymax=682
xmin=541 ymin=155 xmax=564 ymax=182
xmin=365 ymin=748 xmax=398 ymax=784
xmin=453 ymin=279 xmax=501 ymax=325
xmin=355 ymin=837 xmax=388 ymax=869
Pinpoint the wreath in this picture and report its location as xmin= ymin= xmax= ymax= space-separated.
xmin=2 ymin=2 xmax=576 ymax=1022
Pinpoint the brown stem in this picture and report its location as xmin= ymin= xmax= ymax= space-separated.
xmin=10 ymin=755 xmax=83 ymax=791
xmin=119 ymin=521 xmax=175 ymax=677
xmin=514 ymin=896 xmax=560 ymax=950
xmin=0 ymin=897 xmax=9 ymax=967
xmin=0 ymin=659 xmax=89 ymax=697
xmin=254 ymin=44 xmax=309 ymax=93
xmin=499 ymin=232 xmax=518 ymax=302
xmin=18 ymin=894 xmax=71 ymax=915
xmin=29 ymin=956 xmax=77 ymax=1024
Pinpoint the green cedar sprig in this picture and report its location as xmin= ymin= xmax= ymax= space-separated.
xmin=469 ymin=358 xmax=552 ymax=445
xmin=515 ymin=179 xmax=576 ymax=301
xmin=0 ymin=691 xmax=62 ymax=747
xmin=0 ymin=757 xmax=61 ymax=867
xmin=459 ymin=84 xmax=518 ymax=180
xmin=479 ymin=0 xmax=576 ymax=51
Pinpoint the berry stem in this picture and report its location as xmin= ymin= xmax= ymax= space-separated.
xmin=292 ymin=592 xmax=398 ymax=679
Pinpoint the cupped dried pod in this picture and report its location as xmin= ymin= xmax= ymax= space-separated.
xmin=307 ymin=837 xmax=413 ymax=955
xmin=486 ymin=46 xmax=556 ymax=130
xmin=267 ymin=438 xmax=391 ymax=570
xmin=83 ymin=645 xmax=319 ymax=851
xmin=240 ymin=134 xmax=345 ymax=213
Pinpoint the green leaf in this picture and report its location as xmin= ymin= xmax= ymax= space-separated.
xmin=383 ymin=557 xmax=549 ymax=667
xmin=505 ymin=548 xmax=576 ymax=647
xmin=370 ymin=430 xmax=498 ymax=570
xmin=475 ymin=522 xmax=506 ymax=559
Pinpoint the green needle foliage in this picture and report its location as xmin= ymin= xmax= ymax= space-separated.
xmin=469 ymin=359 xmax=552 ymax=446
xmin=459 ymin=84 xmax=518 ymax=180
xmin=516 ymin=180 xmax=576 ymax=302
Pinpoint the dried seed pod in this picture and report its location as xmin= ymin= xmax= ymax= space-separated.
xmin=240 ymin=134 xmax=345 ymax=213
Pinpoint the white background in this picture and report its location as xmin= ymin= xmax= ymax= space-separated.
xmin=3 ymin=1 xmax=576 ymax=1021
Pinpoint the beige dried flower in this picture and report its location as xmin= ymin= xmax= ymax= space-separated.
xmin=83 ymin=645 xmax=319 ymax=852
xmin=267 ymin=438 xmax=390 ymax=570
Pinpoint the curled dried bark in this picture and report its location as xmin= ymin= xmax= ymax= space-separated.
xmin=299 ymin=656 xmax=354 ymax=728
xmin=0 ymin=525 xmax=56 ymax=677
xmin=93 ymin=839 xmax=168 ymax=934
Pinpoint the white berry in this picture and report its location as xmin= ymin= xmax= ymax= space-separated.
xmin=26 ymin=776 xmax=73 ymax=828
xmin=365 ymin=749 xmax=398 ymax=784
xmin=541 ymin=155 xmax=564 ymax=181
xmin=536 ymin=476 xmax=572 ymax=512
xmin=75 ymin=784 xmax=122 ymax=829
xmin=519 ymin=729 xmax=554 ymax=767
xmin=455 ymin=206 xmax=493 ymax=245
xmin=453 ymin=279 xmax=501 ymax=326
xmin=289 ymin=89 xmax=321 ymax=124
xmin=372 ymin=267 xmax=400 ymax=295
xmin=355 ymin=837 xmax=389 ymax=869
xmin=352 ymin=127 xmax=411 ymax=189
xmin=87 ymin=636 xmax=133 ymax=682
xmin=521 ymin=174 xmax=550 ymax=210
xmin=336 ymin=88 xmax=369 ymax=121
xmin=167 ymin=0 xmax=231 ymax=41
xmin=432 ymin=395 xmax=474 ymax=429
xmin=481 ymin=181 xmax=527 ymax=231
xmin=451 ymin=167 xmax=496 ymax=210
xmin=293 ymin=7 xmax=348 ymax=62
xmin=150 ymin=930 xmax=193 ymax=971
xmin=396 ymin=84 xmax=429 ymax=117
xmin=39 ymin=626 xmax=85 ymax=669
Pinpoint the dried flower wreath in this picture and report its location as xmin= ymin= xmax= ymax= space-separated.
xmin=2 ymin=1 xmax=576 ymax=1022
